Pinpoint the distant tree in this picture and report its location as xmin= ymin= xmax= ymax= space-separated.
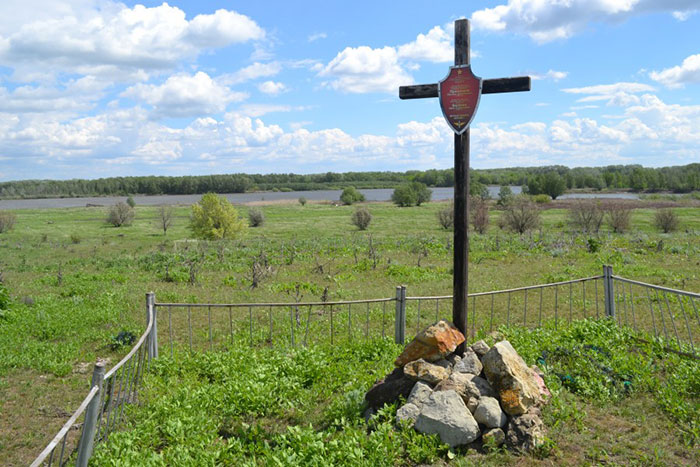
xmin=340 ymin=186 xmax=365 ymax=205
xmin=541 ymin=172 xmax=567 ymax=199
xmin=351 ymin=207 xmax=372 ymax=230
xmin=411 ymin=182 xmax=432 ymax=206
xmin=158 ymin=206 xmax=174 ymax=235
xmin=107 ymin=202 xmax=134 ymax=227
xmin=391 ymin=184 xmax=418 ymax=207
xmin=189 ymin=193 xmax=247 ymax=240
xmin=496 ymin=186 xmax=513 ymax=207
xmin=126 ymin=196 xmax=136 ymax=208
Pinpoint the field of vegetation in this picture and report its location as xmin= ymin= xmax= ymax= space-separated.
xmin=0 ymin=195 xmax=698 ymax=465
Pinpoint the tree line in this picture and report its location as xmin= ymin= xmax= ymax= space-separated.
xmin=0 ymin=164 xmax=697 ymax=199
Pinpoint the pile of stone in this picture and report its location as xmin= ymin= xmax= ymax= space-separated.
xmin=365 ymin=320 xmax=550 ymax=451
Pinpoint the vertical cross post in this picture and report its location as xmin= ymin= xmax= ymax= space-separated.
xmin=453 ymin=20 xmax=469 ymax=352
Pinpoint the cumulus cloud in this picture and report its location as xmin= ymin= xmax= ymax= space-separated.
xmin=531 ymin=70 xmax=568 ymax=82
xmin=319 ymin=46 xmax=413 ymax=93
xmin=122 ymin=72 xmax=247 ymax=118
xmin=562 ymin=82 xmax=655 ymax=106
xmin=0 ymin=2 xmax=264 ymax=78
xmin=471 ymin=0 xmax=698 ymax=43
xmin=258 ymin=81 xmax=287 ymax=95
xmin=649 ymin=53 xmax=700 ymax=88
xmin=397 ymin=26 xmax=452 ymax=63
xmin=220 ymin=62 xmax=282 ymax=85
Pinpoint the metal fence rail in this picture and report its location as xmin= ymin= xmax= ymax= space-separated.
xmin=32 ymin=266 xmax=698 ymax=465
xmin=32 ymin=295 xmax=155 ymax=467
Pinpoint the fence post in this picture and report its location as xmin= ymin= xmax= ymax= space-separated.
xmin=603 ymin=265 xmax=615 ymax=319
xmin=395 ymin=286 xmax=406 ymax=344
xmin=75 ymin=361 xmax=105 ymax=467
xmin=146 ymin=292 xmax=158 ymax=360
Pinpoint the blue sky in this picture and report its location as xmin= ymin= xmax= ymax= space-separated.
xmin=0 ymin=0 xmax=699 ymax=182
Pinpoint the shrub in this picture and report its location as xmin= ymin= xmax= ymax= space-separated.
xmin=496 ymin=186 xmax=513 ymax=207
xmin=531 ymin=194 xmax=551 ymax=204
xmin=569 ymin=200 xmax=604 ymax=234
xmin=654 ymin=209 xmax=679 ymax=233
xmin=437 ymin=203 xmax=454 ymax=230
xmin=391 ymin=182 xmax=432 ymax=207
xmin=527 ymin=171 xmax=567 ymax=199
xmin=605 ymin=202 xmax=633 ymax=233
xmin=70 ymin=234 xmax=81 ymax=244
xmin=248 ymin=208 xmax=265 ymax=227
xmin=0 ymin=211 xmax=17 ymax=233
xmin=189 ymin=193 xmax=247 ymax=240
xmin=500 ymin=195 xmax=540 ymax=234
xmin=340 ymin=186 xmax=365 ymax=205
xmin=391 ymin=184 xmax=418 ymax=207
xmin=126 ymin=196 xmax=136 ymax=208
xmin=107 ymin=202 xmax=134 ymax=227
xmin=471 ymin=197 xmax=489 ymax=234
xmin=298 ymin=196 xmax=307 ymax=206
xmin=351 ymin=207 xmax=372 ymax=230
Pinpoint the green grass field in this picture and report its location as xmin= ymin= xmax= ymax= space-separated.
xmin=0 ymin=198 xmax=698 ymax=465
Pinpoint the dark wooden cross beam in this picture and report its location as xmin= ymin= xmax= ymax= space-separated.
xmin=399 ymin=19 xmax=530 ymax=350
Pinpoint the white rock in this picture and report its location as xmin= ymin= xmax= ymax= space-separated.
xmin=414 ymin=390 xmax=480 ymax=448
xmin=474 ymin=396 xmax=507 ymax=428
xmin=482 ymin=340 xmax=541 ymax=415
xmin=396 ymin=403 xmax=420 ymax=425
xmin=467 ymin=397 xmax=479 ymax=414
xmin=471 ymin=340 xmax=490 ymax=357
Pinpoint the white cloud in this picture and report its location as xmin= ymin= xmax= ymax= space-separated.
xmin=532 ymin=70 xmax=568 ymax=82
xmin=122 ymin=72 xmax=247 ymax=118
xmin=562 ymin=82 xmax=656 ymax=106
xmin=319 ymin=46 xmax=413 ymax=93
xmin=308 ymin=32 xmax=327 ymax=42
xmin=649 ymin=53 xmax=700 ymax=88
xmin=258 ymin=81 xmax=287 ymax=95
xmin=0 ymin=2 xmax=264 ymax=79
xmin=220 ymin=62 xmax=282 ymax=85
xmin=471 ymin=0 xmax=698 ymax=43
xmin=397 ymin=26 xmax=452 ymax=63
xmin=238 ymin=104 xmax=310 ymax=118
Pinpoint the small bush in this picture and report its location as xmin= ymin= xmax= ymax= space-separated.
xmin=70 ymin=234 xmax=81 ymax=244
xmin=189 ymin=193 xmax=247 ymax=240
xmin=531 ymin=194 xmax=551 ymax=204
xmin=351 ymin=207 xmax=372 ymax=230
xmin=470 ymin=197 xmax=489 ymax=234
xmin=248 ymin=208 xmax=265 ymax=227
xmin=392 ymin=182 xmax=432 ymax=207
xmin=298 ymin=197 xmax=307 ymax=206
xmin=437 ymin=203 xmax=454 ymax=230
xmin=496 ymin=186 xmax=514 ymax=207
xmin=569 ymin=200 xmax=604 ymax=234
xmin=126 ymin=196 xmax=136 ymax=208
xmin=605 ymin=202 xmax=633 ymax=233
xmin=107 ymin=202 xmax=134 ymax=227
xmin=500 ymin=195 xmax=540 ymax=234
xmin=0 ymin=211 xmax=17 ymax=233
xmin=340 ymin=186 xmax=365 ymax=205
xmin=654 ymin=209 xmax=679 ymax=233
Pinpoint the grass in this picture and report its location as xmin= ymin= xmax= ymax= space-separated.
xmin=0 ymin=199 xmax=698 ymax=464
xmin=87 ymin=320 xmax=698 ymax=466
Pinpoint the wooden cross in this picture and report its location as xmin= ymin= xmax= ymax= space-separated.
xmin=400 ymin=19 xmax=530 ymax=349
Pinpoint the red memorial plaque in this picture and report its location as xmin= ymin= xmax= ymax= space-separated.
xmin=438 ymin=65 xmax=482 ymax=134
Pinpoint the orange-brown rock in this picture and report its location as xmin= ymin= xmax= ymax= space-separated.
xmin=394 ymin=320 xmax=465 ymax=366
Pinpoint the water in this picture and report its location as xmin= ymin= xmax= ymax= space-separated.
xmin=0 ymin=185 xmax=639 ymax=210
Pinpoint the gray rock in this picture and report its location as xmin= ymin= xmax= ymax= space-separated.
xmin=396 ymin=403 xmax=420 ymax=425
xmin=473 ymin=396 xmax=507 ymax=428
xmin=434 ymin=358 xmax=452 ymax=369
xmin=466 ymin=397 xmax=479 ymax=414
xmin=407 ymin=381 xmax=433 ymax=407
xmin=481 ymin=341 xmax=541 ymax=415
xmin=471 ymin=339 xmax=490 ymax=357
xmin=454 ymin=347 xmax=483 ymax=375
xmin=414 ymin=390 xmax=480 ymax=448
xmin=446 ymin=353 xmax=462 ymax=366
xmin=404 ymin=359 xmax=450 ymax=385
xmin=505 ymin=411 xmax=546 ymax=452
xmin=464 ymin=375 xmax=497 ymax=399
xmin=482 ymin=427 xmax=505 ymax=447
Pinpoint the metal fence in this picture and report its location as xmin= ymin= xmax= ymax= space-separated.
xmin=32 ymin=265 xmax=698 ymax=465
xmin=31 ymin=296 xmax=155 ymax=467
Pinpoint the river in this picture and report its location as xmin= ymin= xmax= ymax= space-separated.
xmin=0 ymin=186 xmax=640 ymax=210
